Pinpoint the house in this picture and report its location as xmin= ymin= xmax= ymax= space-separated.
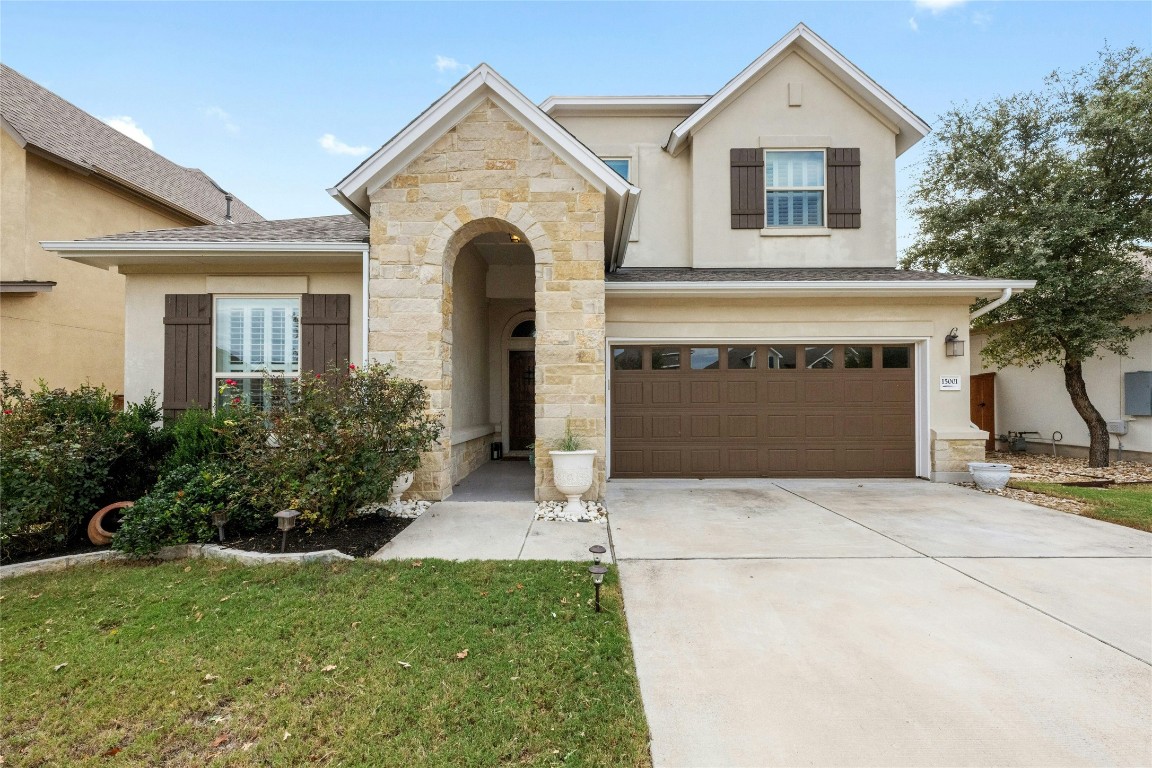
xmin=969 ymin=259 xmax=1151 ymax=462
xmin=0 ymin=64 xmax=262 ymax=392
xmin=45 ymin=25 xmax=1035 ymax=501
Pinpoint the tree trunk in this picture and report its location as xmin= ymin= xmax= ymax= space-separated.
xmin=1063 ymin=358 xmax=1110 ymax=467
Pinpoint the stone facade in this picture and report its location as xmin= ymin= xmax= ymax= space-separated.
xmin=367 ymin=99 xmax=607 ymax=501
xmin=451 ymin=432 xmax=496 ymax=487
xmin=931 ymin=432 xmax=988 ymax=482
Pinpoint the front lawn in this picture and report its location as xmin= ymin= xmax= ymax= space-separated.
xmin=1011 ymin=481 xmax=1152 ymax=532
xmin=1 ymin=559 xmax=651 ymax=767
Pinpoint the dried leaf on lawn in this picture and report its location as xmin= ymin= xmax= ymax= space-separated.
xmin=397 ymin=661 xmax=412 ymax=669
xmin=321 ymin=665 xmax=337 ymax=673
xmin=52 ymin=663 xmax=67 ymax=672
xmin=455 ymin=649 xmax=469 ymax=660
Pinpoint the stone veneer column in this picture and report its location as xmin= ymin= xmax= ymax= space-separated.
xmin=367 ymin=98 xmax=606 ymax=501
xmin=931 ymin=430 xmax=988 ymax=482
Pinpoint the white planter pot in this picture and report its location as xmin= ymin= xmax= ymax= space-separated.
xmin=389 ymin=471 xmax=415 ymax=505
xmin=968 ymin=462 xmax=1011 ymax=491
xmin=549 ymin=449 xmax=597 ymax=517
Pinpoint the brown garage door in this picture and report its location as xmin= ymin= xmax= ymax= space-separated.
xmin=610 ymin=344 xmax=915 ymax=478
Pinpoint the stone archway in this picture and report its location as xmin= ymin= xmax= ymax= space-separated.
xmin=366 ymin=98 xmax=608 ymax=501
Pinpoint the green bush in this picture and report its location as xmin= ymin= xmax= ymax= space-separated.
xmin=112 ymin=463 xmax=260 ymax=556
xmin=162 ymin=407 xmax=242 ymax=471
xmin=0 ymin=374 xmax=175 ymax=560
xmin=1 ymin=375 xmax=119 ymax=559
xmin=232 ymin=364 xmax=442 ymax=530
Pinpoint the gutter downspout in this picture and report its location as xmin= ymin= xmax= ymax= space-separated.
xmin=970 ymin=288 xmax=1013 ymax=320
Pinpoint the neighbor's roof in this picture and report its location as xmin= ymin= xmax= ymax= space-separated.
xmin=70 ymin=215 xmax=367 ymax=244
xmin=1 ymin=64 xmax=262 ymax=225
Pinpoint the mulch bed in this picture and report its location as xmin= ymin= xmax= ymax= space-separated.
xmin=220 ymin=514 xmax=415 ymax=559
xmin=3 ymin=514 xmax=416 ymax=567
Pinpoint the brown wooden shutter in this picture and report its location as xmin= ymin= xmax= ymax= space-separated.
xmin=827 ymin=148 xmax=861 ymax=228
xmin=730 ymin=148 xmax=765 ymax=229
xmin=162 ymin=294 xmax=213 ymax=418
xmin=300 ymin=294 xmax=351 ymax=375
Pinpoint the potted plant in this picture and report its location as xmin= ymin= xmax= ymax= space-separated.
xmin=548 ymin=423 xmax=597 ymax=517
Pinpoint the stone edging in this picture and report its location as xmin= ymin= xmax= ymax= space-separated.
xmin=0 ymin=543 xmax=353 ymax=580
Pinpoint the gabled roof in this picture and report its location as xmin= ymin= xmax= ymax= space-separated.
xmin=541 ymin=96 xmax=709 ymax=118
xmin=664 ymin=24 xmax=930 ymax=158
xmin=329 ymin=64 xmax=640 ymax=271
xmin=1 ymin=64 xmax=263 ymax=225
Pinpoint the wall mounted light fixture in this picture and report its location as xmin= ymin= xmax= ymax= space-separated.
xmin=945 ymin=327 xmax=966 ymax=357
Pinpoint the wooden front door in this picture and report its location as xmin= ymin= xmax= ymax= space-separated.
xmin=970 ymin=372 xmax=996 ymax=451
xmin=509 ymin=351 xmax=535 ymax=451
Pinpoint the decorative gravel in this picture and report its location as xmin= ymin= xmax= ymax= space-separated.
xmin=535 ymin=500 xmax=608 ymax=524
xmin=960 ymin=451 xmax=1150 ymax=514
xmin=356 ymin=499 xmax=433 ymax=519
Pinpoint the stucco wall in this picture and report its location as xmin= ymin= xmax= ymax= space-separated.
xmin=689 ymin=52 xmax=898 ymax=269
xmin=122 ymin=266 xmax=363 ymax=406
xmin=451 ymin=244 xmax=491 ymax=436
xmin=971 ymin=315 xmax=1152 ymax=458
xmin=1 ymin=131 xmax=197 ymax=391
xmin=606 ymin=294 xmax=985 ymax=478
xmin=550 ymin=114 xmax=691 ymax=268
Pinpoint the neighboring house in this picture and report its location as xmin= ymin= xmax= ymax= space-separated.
xmin=0 ymin=64 xmax=262 ymax=392
xmin=46 ymin=25 xmax=1034 ymax=501
xmin=970 ymin=260 xmax=1152 ymax=462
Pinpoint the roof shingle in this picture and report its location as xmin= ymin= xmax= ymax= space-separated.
xmin=77 ymin=215 xmax=367 ymax=244
xmin=1 ymin=64 xmax=262 ymax=225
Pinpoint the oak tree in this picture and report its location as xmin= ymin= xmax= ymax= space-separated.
xmin=903 ymin=47 xmax=1152 ymax=466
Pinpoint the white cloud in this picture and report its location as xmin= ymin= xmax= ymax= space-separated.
xmin=435 ymin=54 xmax=462 ymax=73
xmin=914 ymin=0 xmax=967 ymax=13
xmin=102 ymin=115 xmax=154 ymax=149
xmin=204 ymin=105 xmax=239 ymax=133
xmin=908 ymin=16 xmax=919 ymax=31
xmin=319 ymin=133 xmax=370 ymax=156
xmin=971 ymin=10 xmax=992 ymax=26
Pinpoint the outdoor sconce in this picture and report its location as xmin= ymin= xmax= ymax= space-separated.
xmin=212 ymin=509 xmax=229 ymax=543
xmin=588 ymin=564 xmax=608 ymax=612
xmin=273 ymin=509 xmax=300 ymax=553
xmin=588 ymin=544 xmax=606 ymax=565
xmin=945 ymin=327 xmax=966 ymax=357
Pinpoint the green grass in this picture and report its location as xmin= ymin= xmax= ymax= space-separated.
xmin=1 ymin=559 xmax=651 ymax=767
xmin=1011 ymin=481 xmax=1152 ymax=532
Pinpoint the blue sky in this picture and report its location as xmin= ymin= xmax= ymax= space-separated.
xmin=2 ymin=1 xmax=1149 ymax=251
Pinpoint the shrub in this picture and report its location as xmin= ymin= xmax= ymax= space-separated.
xmin=1 ymin=375 xmax=119 ymax=559
xmin=112 ymin=462 xmax=260 ymax=557
xmin=233 ymin=364 xmax=442 ymax=530
xmin=0 ymin=374 xmax=173 ymax=560
xmin=162 ymin=407 xmax=244 ymax=471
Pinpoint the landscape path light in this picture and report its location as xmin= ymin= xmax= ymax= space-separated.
xmin=588 ymin=564 xmax=608 ymax=612
xmin=588 ymin=544 xmax=606 ymax=565
xmin=212 ymin=509 xmax=229 ymax=543
xmin=274 ymin=509 xmax=301 ymax=553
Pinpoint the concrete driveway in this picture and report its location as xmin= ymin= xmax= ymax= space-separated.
xmin=608 ymin=479 xmax=1152 ymax=767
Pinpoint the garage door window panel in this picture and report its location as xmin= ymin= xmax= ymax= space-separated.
xmin=882 ymin=346 xmax=911 ymax=368
xmin=613 ymin=347 xmax=642 ymax=370
xmin=651 ymin=347 xmax=681 ymax=370
xmin=766 ymin=346 xmax=797 ymax=370
xmin=727 ymin=346 xmax=758 ymax=369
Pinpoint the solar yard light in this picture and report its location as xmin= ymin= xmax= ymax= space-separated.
xmin=274 ymin=509 xmax=301 ymax=553
xmin=588 ymin=544 xmax=606 ymax=565
xmin=212 ymin=509 xmax=229 ymax=543
xmin=588 ymin=564 xmax=608 ymax=612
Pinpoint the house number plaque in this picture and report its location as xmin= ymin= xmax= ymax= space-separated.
xmin=939 ymin=376 xmax=961 ymax=391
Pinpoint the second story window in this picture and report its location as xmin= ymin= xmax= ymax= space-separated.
xmin=764 ymin=150 xmax=824 ymax=227
xmin=602 ymin=157 xmax=631 ymax=181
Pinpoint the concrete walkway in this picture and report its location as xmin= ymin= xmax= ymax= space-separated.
xmin=371 ymin=501 xmax=612 ymax=562
xmin=609 ymin=478 xmax=1152 ymax=767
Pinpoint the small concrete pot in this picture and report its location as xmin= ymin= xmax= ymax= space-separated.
xmin=549 ymin=449 xmax=597 ymax=517
xmin=968 ymin=462 xmax=1012 ymax=491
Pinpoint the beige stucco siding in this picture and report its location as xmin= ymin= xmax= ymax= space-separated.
xmin=689 ymin=52 xmax=898 ymax=269
xmin=122 ymin=266 xmax=363 ymax=406
xmin=606 ymin=294 xmax=984 ymax=477
xmin=551 ymin=115 xmax=691 ymax=267
xmin=972 ymin=315 xmax=1152 ymax=458
xmin=1 ymin=131 xmax=197 ymax=391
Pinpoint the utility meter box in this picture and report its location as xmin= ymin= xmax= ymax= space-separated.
xmin=1106 ymin=420 xmax=1128 ymax=435
xmin=1123 ymin=371 xmax=1152 ymax=416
